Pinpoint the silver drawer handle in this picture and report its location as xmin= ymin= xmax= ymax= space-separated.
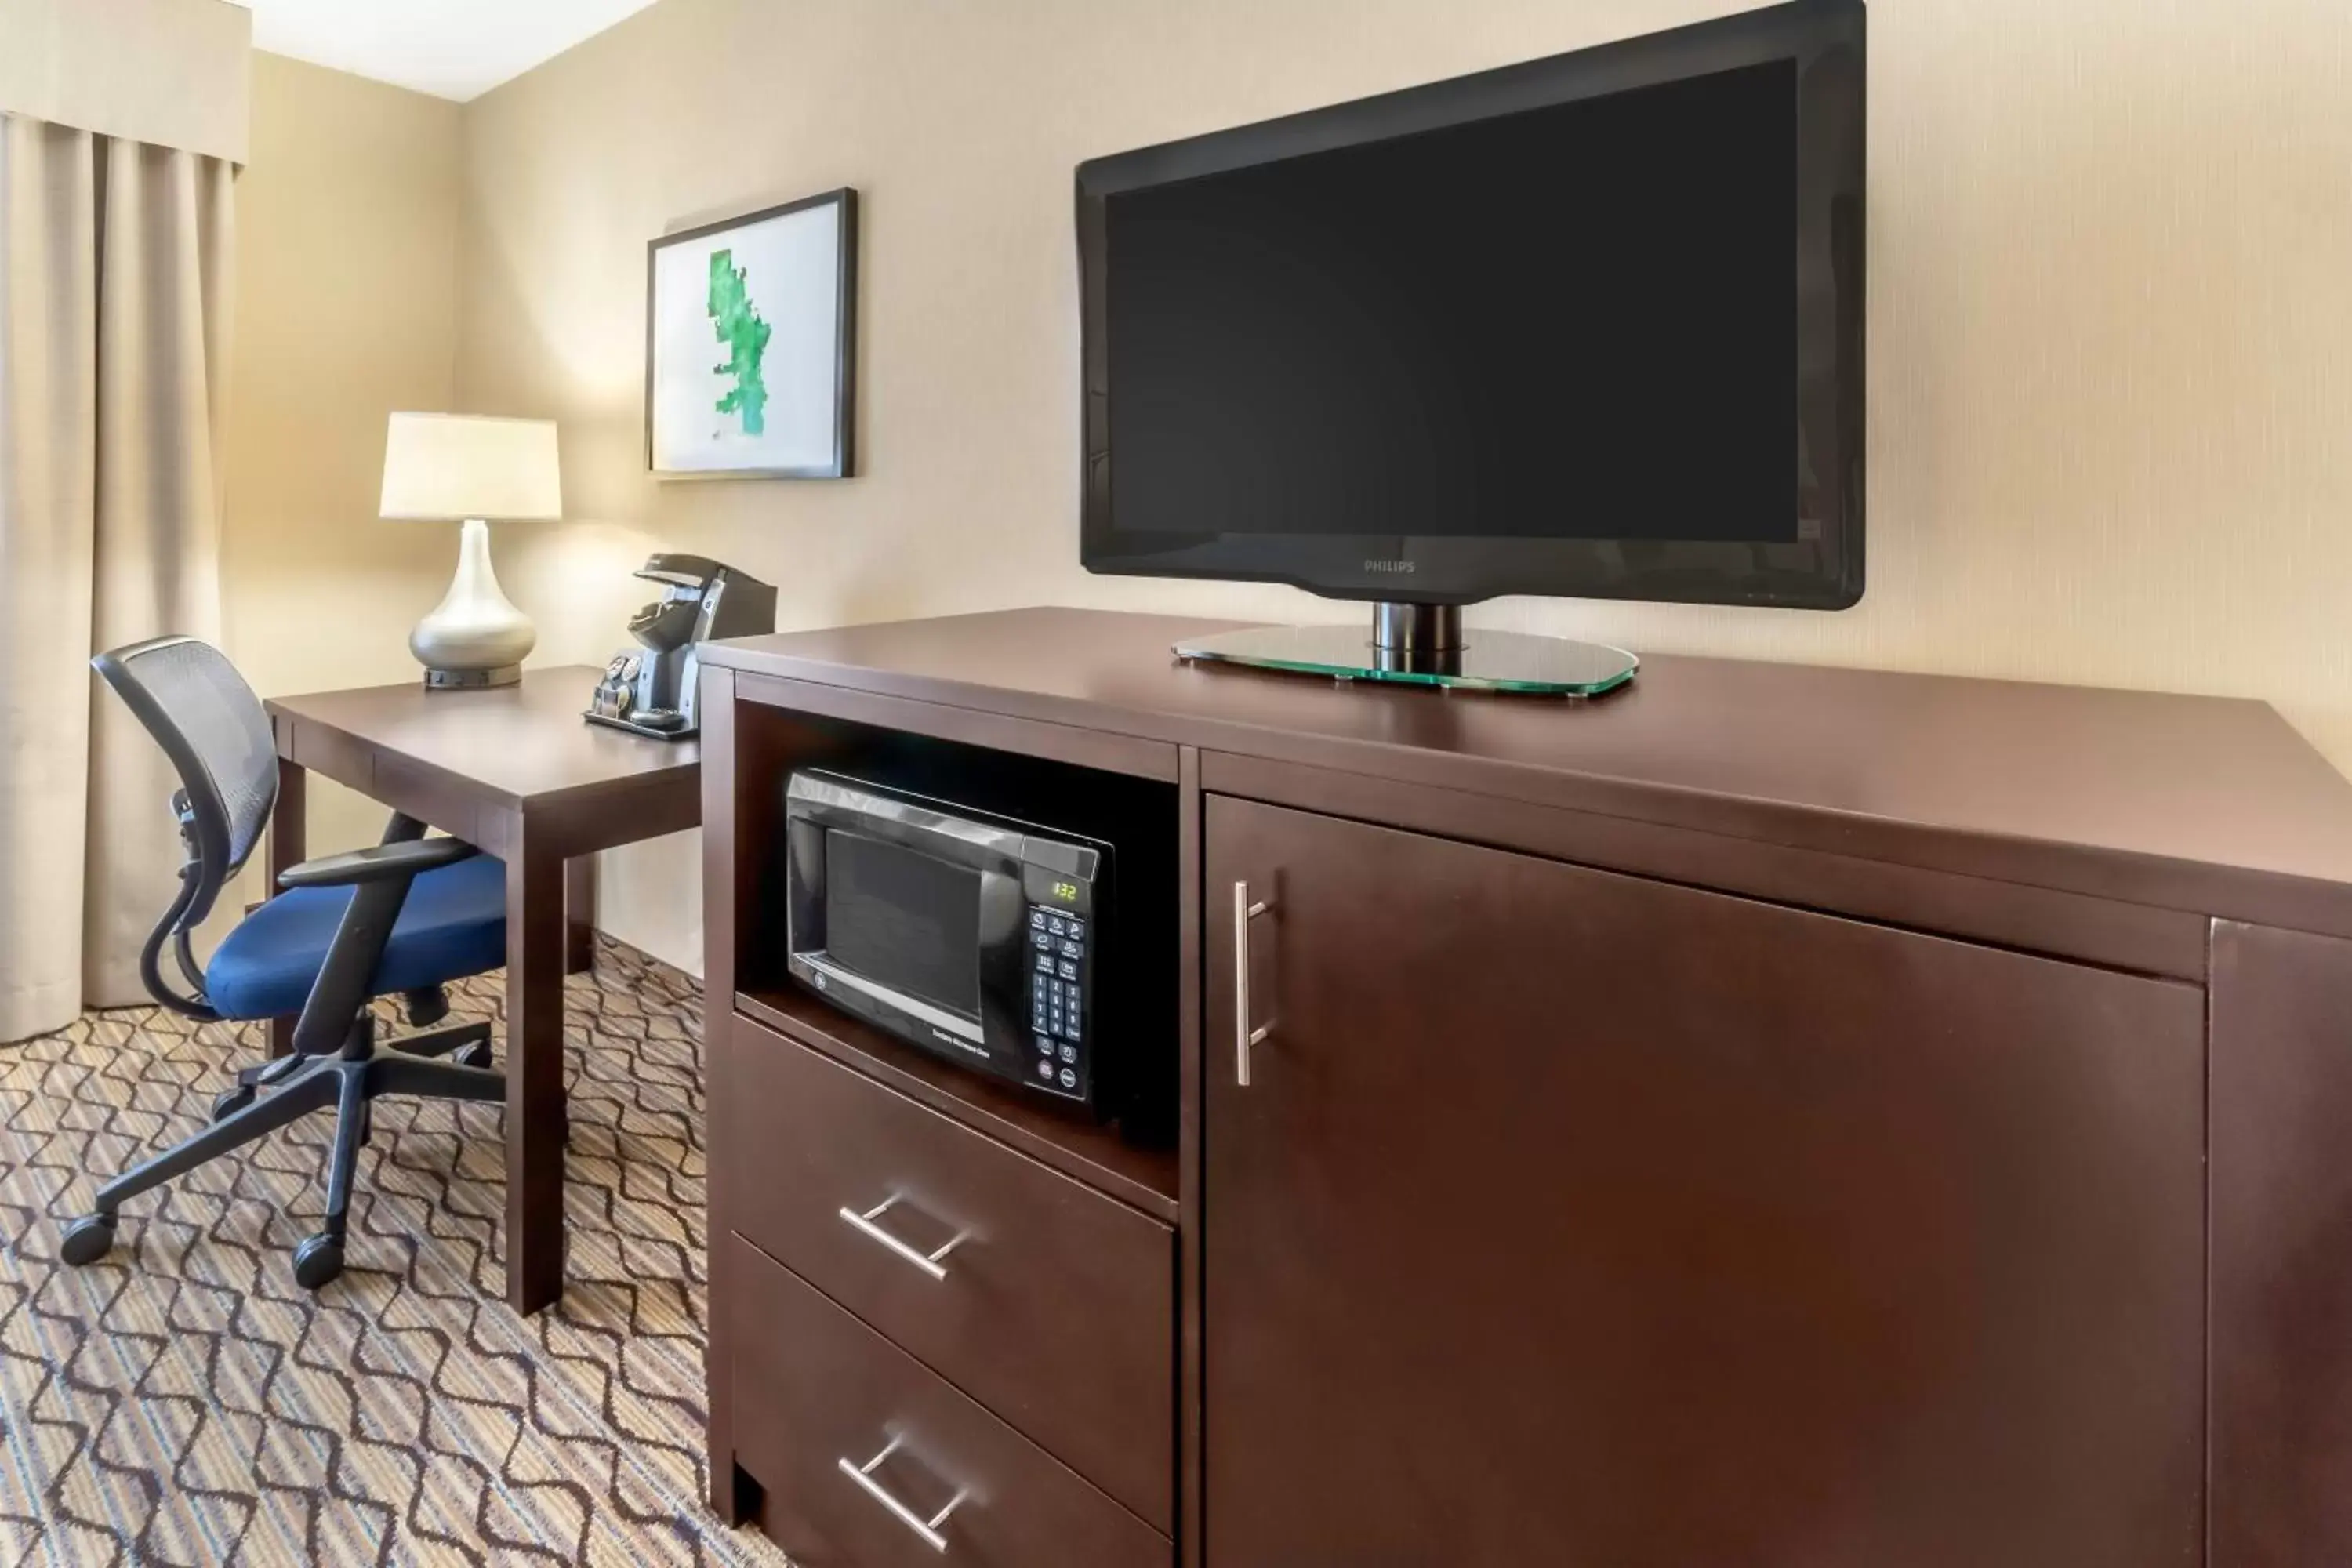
xmin=837 ymin=1434 xmax=967 ymax=1553
xmin=1234 ymin=881 xmax=1274 ymax=1086
xmin=839 ymin=1194 xmax=969 ymax=1282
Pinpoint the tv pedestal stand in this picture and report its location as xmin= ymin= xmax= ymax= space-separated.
xmin=1173 ymin=600 xmax=1639 ymax=696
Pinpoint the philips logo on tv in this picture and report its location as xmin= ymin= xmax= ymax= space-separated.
xmin=1363 ymin=560 xmax=1416 ymax=574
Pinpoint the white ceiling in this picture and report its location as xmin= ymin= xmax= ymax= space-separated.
xmin=227 ymin=0 xmax=662 ymax=103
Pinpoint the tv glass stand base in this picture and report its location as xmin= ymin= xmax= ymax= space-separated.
xmin=1173 ymin=602 xmax=1639 ymax=697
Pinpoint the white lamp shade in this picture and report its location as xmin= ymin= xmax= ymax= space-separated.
xmin=379 ymin=412 xmax=563 ymax=521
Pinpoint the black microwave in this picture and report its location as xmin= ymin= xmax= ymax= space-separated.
xmin=783 ymin=770 xmax=1125 ymax=1114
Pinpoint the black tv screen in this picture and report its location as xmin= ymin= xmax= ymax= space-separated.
xmin=1078 ymin=0 xmax=1864 ymax=609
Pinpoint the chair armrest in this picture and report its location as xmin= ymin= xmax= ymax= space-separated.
xmin=277 ymin=837 xmax=481 ymax=891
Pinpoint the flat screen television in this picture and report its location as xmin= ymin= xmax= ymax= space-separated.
xmin=1076 ymin=0 xmax=1866 ymax=638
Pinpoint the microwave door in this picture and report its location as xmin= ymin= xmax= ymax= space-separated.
xmin=808 ymin=868 xmax=1024 ymax=1078
xmin=783 ymin=809 xmax=1031 ymax=1076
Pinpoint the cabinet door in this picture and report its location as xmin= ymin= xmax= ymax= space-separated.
xmin=1204 ymin=797 xmax=2204 ymax=1568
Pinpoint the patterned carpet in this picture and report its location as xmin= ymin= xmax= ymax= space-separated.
xmin=0 ymin=940 xmax=789 ymax=1567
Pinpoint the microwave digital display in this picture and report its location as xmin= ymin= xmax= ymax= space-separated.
xmin=824 ymin=829 xmax=982 ymax=1017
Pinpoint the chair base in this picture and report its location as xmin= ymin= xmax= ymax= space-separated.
xmin=60 ymin=1019 xmax=504 ymax=1289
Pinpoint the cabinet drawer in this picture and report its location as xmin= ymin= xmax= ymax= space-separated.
xmin=720 ymin=1012 xmax=1174 ymax=1532
xmin=731 ymin=1237 xmax=1171 ymax=1568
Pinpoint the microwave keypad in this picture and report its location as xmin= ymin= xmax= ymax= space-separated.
xmin=1026 ymin=906 xmax=1088 ymax=1097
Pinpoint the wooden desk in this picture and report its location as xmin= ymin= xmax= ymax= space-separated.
xmin=264 ymin=666 xmax=701 ymax=1315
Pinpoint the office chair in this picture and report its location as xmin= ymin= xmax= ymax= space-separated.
xmin=60 ymin=636 xmax=509 ymax=1289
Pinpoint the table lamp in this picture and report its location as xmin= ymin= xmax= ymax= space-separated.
xmin=379 ymin=412 xmax=562 ymax=689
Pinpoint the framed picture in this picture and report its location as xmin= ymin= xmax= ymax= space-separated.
xmin=645 ymin=187 xmax=857 ymax=479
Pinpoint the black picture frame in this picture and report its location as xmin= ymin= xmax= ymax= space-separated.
xmin=1075 ymin=0 xmax=1865 ymax=610
xmin=645 ymin=186 xmax=858 ymax=481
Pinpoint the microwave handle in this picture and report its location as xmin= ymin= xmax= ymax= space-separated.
xmin=977 ymin=867 xmax=1031 ymax=1047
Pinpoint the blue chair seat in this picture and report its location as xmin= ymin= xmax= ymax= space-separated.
xmin=205 ymin=855 xmax=508 ymax=1022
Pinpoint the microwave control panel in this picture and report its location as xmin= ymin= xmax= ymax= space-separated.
xmin=1026 ymin=905 xmax=1090 ymax=1100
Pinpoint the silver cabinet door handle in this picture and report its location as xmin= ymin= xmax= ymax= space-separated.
xmin=1234 ymin=880 xmax=1274 ymax=1086
xmin=837 ymin=1434 xmax=967 ymax=1552
xmin=839 ymin=1194 xmax=969 ymax=1282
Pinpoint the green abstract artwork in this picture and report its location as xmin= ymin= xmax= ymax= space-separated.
xmin=706 ymin=249 xmax=773 ymax=436
xmin=651 ymin=188 xmax=851 ymax=476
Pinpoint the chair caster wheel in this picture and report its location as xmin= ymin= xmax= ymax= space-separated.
xmin=292 ymin=1233 xmax=344 ymax=1290
xmin=60 ymin=1214 xmax=117 ymax=1265
xmin=211 ymin=1085 xmax=255 ymax=1122
xmin=456 ymin=1040 xmax=492 ymax=1071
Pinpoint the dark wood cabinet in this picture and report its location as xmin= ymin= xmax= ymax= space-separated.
xmin=2210 ymin=923 xmax=2352 ymax=1566
xmin=1204 ymin=796 xmax=2205 ymax=1567
xmin=699 ymin=608 xmax=2352 ymax=1568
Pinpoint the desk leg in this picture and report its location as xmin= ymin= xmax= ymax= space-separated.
xmin=505 ymin=826 xmax=568 ymax=1315
xmin=565 ymin=855 xmax=597 ymax=975
xmin=265 ymin=757 xmax=306 ymax=1058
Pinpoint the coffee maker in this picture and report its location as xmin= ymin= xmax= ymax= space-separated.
xmin=585 ymin=554 xmax=776 ymax=739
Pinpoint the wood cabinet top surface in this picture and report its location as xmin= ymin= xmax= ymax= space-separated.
xmin=704 ymin=607 xmax=2352 ymax=936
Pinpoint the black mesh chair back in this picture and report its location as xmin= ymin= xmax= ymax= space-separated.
xmin=91 ymin=636 xmax=279 ymax=978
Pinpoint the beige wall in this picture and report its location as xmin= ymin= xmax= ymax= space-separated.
xmin=441 ymin=0 xmax=2352 ymax=975
xmin=223 ymin=53 xmax=464 ymax=868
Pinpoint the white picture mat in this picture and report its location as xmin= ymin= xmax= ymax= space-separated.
xmin=650 ymin=198 xmax=844 ymax=474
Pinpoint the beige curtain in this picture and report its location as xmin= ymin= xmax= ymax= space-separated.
xmin=0 ymin=112 xmax=233 ymax=1042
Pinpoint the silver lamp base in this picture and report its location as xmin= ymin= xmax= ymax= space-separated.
xmin=410 ymin=517 xmax=536 ymax=693
xmin=422 ymin=664 xmax=521 ymax=690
